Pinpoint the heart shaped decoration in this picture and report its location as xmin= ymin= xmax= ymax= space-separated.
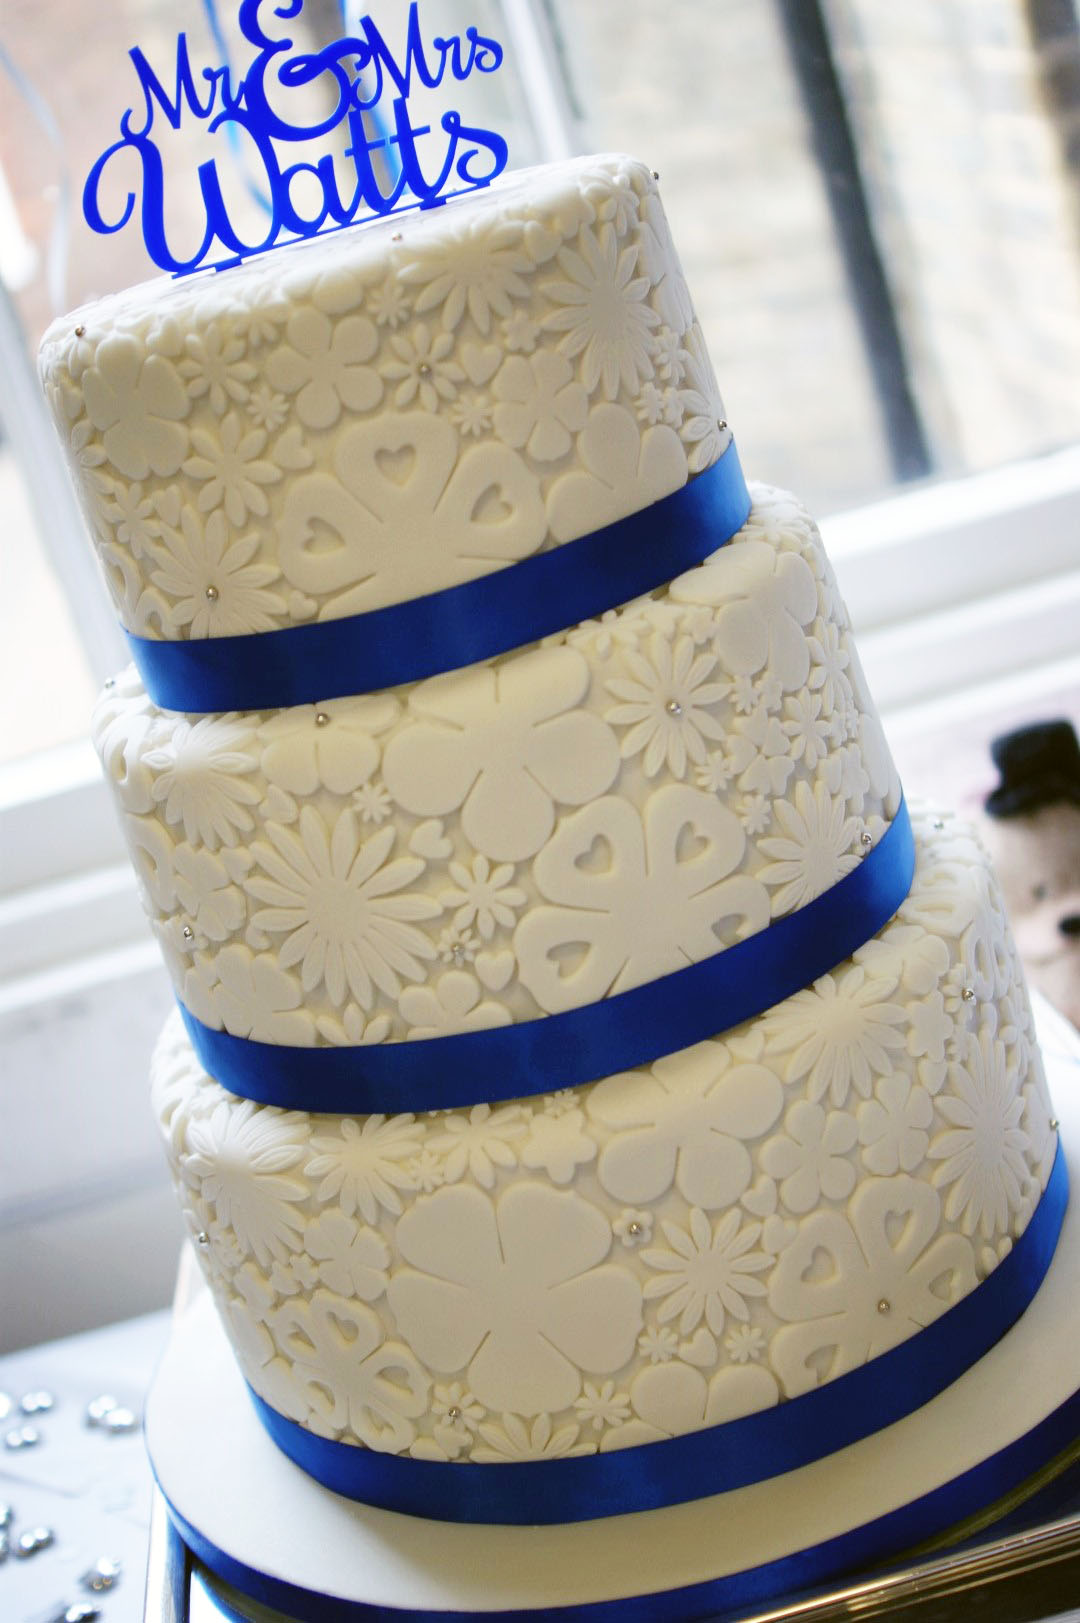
xmin=475 ymin=949 xmax=515 ymax=992
xmin=741 ymin=1175 xmax=777 ymax=1218
xmin=679 ymin=1328 xmax=718 ymax=1368
xmin=409 ymin=820 xmax=453 ymax=860
xmin=460 ymin=341 xmax=501 ymax=386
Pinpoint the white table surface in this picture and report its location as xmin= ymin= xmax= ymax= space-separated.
xmin=0 ymin=1310 xmax=169 ymax=1623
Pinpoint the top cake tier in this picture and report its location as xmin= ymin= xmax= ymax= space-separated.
xmin=39 ymin=155 xmax=729 ymax=642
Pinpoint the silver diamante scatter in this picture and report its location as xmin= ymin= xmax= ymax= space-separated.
xmin=0 ymin=1393 xmax=11 ymax=1422
xmin=101 ymin=1406 xmax=138 ymax=1434
xmin=20 ymin=1389 xmax=54 ymax=1415
xmin=82 ymin=1555 xmax=122 ymax=1592
xmin=85 ymin=1395 xmax=119 ymax=1427
xmin=15 ymin=1525 xmax=54 ymax=1556
xmin=0 ymin=1501 xmax=12 ymax=1528
xmin=5 ymin=1425 xmax=40 ymax=1450
xmin=60 ymin=1607 xmax=103 ymax=1623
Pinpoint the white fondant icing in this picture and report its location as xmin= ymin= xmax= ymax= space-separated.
xmin=94 ymin=486 xmax=901 ymax=1043
xmin=150 ymin=809 xmax=1056 ymax=1461
xmin=40 ymin=156 xmax=730 ymax=636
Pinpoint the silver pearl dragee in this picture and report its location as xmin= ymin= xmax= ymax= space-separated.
xmin=1051 ymin=1118 xmax=1060 ymax=1130
xmin=962 ymin=987 xmax=976 ymax=1003
xmin=62 ymin=1606 xmax=103 ymax=1623
xmin=627 ymin=1220 xmax=643 ymax=1237
xmin=0 ymin=1393 xmax=10 ymax=1421
xmin=860 ymin=831 xmax=873 ymax=849
xmin=74 ymin=325 xmax=86 ymax=337
xmin=665 ymin=698 xmax=683 ymax=717
xmin=85 ymin=1396 xmax=119 ymax=1427
xmin=20 ymin=1391 xmax=54 ymax=1415
xmin=0 ymin=1503 xmax=12 ymax=1528
xmin=418 ymin=362 xmax=432 ymax=376
xmin=451 ymin=944 xmax=466 ymax=966
xmin=315 ymin=711 xmax=330 ymax=727
xmin=446 ymin=1406 xmax=462 ymax=1422
xmin=0 ymin=1530 xmax=7 ymax=1564
xmin=182 ymin=925 xmax=195 ymax=942
xmin=195 ymin=1232 xmax=210 ymax=1247
xmin=877 ymin=1299 xmax=891 ymax=1314
xmin=101 ymin=1406 xmax=137 ymax=1434
xmin=933 ymin=818 xmax=945 ymax=830
xmin=82 ymin=1555 xmax=123 ymax=1591
xmin=15 ymin=1526 xmax=54 ymax=1556
xmin=204 ymin=584 xmax=219 ymax=601
xmin=651 ymin=170 xmax=660 ymax=179
xmin=391 ymin=231 xmax=403 ymax=241
xmin=5 ymin=1426 xmax=39 ymax=1450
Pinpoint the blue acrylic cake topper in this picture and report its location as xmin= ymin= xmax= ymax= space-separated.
xmin=83 ymin=0 xmax=508 ymax=275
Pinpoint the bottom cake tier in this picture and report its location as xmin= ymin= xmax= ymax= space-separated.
xmin=150 ymin=803 xmax=1059 ymax=1493
xmin=148 ymin=998 xmax=1080 ymax=1621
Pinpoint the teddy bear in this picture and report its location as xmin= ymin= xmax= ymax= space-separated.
xmin=980 ymin=718 xmax=1080 ymax=1031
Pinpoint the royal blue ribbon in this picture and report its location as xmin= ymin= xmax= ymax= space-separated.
xmin=126 ymin=443 xmax=750 ymax=713
xmin=242 ymin=1142 xmax=1068 ymax=1524
xmin=180 ymin=796 xmax=916 ymax=1114
xmin=157 ymin=1152 xmax=1073 ymax=1623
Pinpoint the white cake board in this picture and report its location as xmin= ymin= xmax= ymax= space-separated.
xmin=147 ymin=1000 xmax=1080 ymax=1621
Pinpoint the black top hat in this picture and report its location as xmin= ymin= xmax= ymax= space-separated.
xmin=985 ymin=718 xmax=1080 ymax=819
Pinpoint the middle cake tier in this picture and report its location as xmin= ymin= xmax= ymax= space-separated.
xmin=95 ymin=483 xmax=902 ymax=1060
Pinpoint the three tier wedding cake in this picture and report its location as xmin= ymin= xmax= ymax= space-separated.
xmin=39 ymin=146 xmax=1068 ymax=1607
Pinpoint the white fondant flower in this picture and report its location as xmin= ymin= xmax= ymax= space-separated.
xmin=807 ymin=618 xmax=852 ymax=717
xmin=148 ymin=508 xmax=286 ymax=636
xmin=677 ymin=332 xmax=729 ymax=473
xmin=520 ymin=1108 xmax=597 ymax=1185
xmin=259 ymin=696 xmax=399 ymax=798
xmin=82 ymin=333 xmax=190 ymax=479
xmin=471 ymin=1413 xmax=593 ymax=1463
xmin=172 ymin=844 xmax=246 ymax=942
xmin=782 ymin=691 xmax=833 ymax=766
xmin=380 ymin=322 xmax=464 ymax=411
xmin=515 ymin=787 xmax=770 ymax=1012
xmin=638 ymin=1325 xmax=679 ymax=1364
xmin=929 ymin=1026 xmax=1028 ymax=1238
xmin=858 ymin=1076 xmax=933 ymax=1175
xmin=758 ymin=780 xmax=863 ymax=915
xmin=502 ymin=310 xmax=540 ymax=353
xmin=367 ymin=274 xmax=411 ymax=329
xmin=382 ymin=647 xmax=619 ymax=863
xmin=642 ymin=1209 xmax=771 ymax=1336
xmin=440 ymin=854 xmax=527 ymax=941
xmin=588 ymin=1043 xmax=783 ymax=1208
xmin=670 ymin=539 xmax=818 ymax=690
xmin=179 ymin=323 xmax=257 ymax=414
xmin=184 ymin=1099 xmax=308 ymax=1267
xmin=400 ymin=218 xmax=532 ymax=333
xmin=304 ymin=1115 xmax=422 ymax=1222
xmin=762 ymin=964 xmax=908 ymax=1106
xmin=613 ymin=1209 xmax=653 ymax=1247
xmin=266 ymin=308 xmax=382 ymax=429
xmin=304 ymin=1211 xmax=390 ymax=1300
xmin=725 ymin=1325 xmax=767 ymax=1364
xmin=492 ymin=351 xmax=588 ymax=461
xmin=101 ymin=477 xmax=162 ymax=557
xmin=726 ymin=704 xmax=794 ymax=796
xmin=144 ymin=717 xmax=261 ymax=849
xmin=246 ymin=811 xmax=438 ymax=1009
xmin=271 ymin=1292 xmax=428 ymax=1449
xmin=246 ymin=383 xmax=289 ymax=432
xmin=183 ymin=412 xmax=282 ymax=525
xmin=769 ymin=1178 xmax=977 ymax=1396
xmin=546 ymin=403 xmax=686 ymax=544
xmin=574 ymin=1380 xmax=631 ymax=1431
xmin=448 ymin=392 xmax=493 ymax=437
xmin=193 ymin=944 xmax=312 ymax=1045
xmin=604 ymin=633 xmax=729 ymax=778
xmin=278 ymin=412 xmax=546 ymax=615
xmin=386 ymin=1184 xmax=642 ymax=1413
xmin=760 ymin=1101 xmax=858 ymax=1213
xmin=542 ymin=222 xmax=659 ymax=398
xmin=427 ymin=1103 xmax=528 ymax=1189
xmin=399 ymin=970 xmax=512 ymax=1038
